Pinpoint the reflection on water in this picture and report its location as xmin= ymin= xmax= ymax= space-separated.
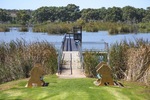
xmin=0 ymin=28 xmax=150 ymax=50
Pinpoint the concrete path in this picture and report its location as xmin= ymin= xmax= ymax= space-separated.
xmin=58 ymin=68 xmax=86 ymax=79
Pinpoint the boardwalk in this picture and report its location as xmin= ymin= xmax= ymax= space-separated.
xmin=63 ymin=37 xmax=78 ymax=51
xmin=57 ymin=33 xmax=85 ymax=78
xmin=57 ymin=27 xmax=109 ymax=78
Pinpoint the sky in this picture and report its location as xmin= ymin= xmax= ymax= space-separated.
xmin=0 ymin=0 xmax=150 ymax=10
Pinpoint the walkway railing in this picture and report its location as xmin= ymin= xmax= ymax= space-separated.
xmin=58 ymin=32 xmax=110 ymax=74
xmin=70 ymin=53 xmax=72 ymax=75
xmin=57 ymin=34 xmax=67 ymax=74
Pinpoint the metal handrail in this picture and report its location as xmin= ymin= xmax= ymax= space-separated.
xmin=77 ymin=41 xmax=83 ymax=70
xmin=70 ymin=53 xmax=72 ymax=75
xmin=57 ymin=34 xmax=67 ymax=74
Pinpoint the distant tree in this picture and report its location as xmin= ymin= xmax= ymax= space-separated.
xmin=0 ymin=9 xmax=11 ymax=23
xmin=57 ymin=7 xmax=68 ymax=21
xmin=81 ymin=8 xmax=99 ymax=21
xmin=66 ymin=4 xmax=81 ymax=21
xmin=105 ymin=7 xmax=122 ymax=22
xmin=98 ymin=7 xmax=107 ymax=21
xmin=16 ymin=10 xmax=30 ymax=25
xmin=32 ymin=7 xmax=50 ymax=23
xmin=33 ymin=4 xmax=80 ymax=23
xmin=122 ymin=6 xmax=138 ymax=23
xmin=142 ymin=7 xmax=150 ymax=22
xmin=136 ymin=8 xmax=146 ymax=22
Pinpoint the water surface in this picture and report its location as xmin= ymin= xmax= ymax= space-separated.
xmin=0 ymin=28 xmax=150 ymax=50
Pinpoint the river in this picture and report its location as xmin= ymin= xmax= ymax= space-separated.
xmin=0 ymin=27 xmax=150 ymax=50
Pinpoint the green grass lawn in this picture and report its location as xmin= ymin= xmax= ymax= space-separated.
xmin=0 ymin=75 xmax=149 ymax=100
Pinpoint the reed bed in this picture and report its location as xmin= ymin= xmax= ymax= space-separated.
xmin=19 ymin=26 xmax=28 ymax=32
xmin=33 ymin=23 xmax=73 ymax=34
xmin=138 ymin=22 xmax=150 ymax=33
xmin=32 ymin=21 xmax=150 ymax=34
xmin=0 ymin=25 xmax=9 ymax=32
xmin=109 ymin=39 xmax=150 ymax=85
xmin=0 ymin=39 xmax=57 ymax=84
xmin=84 ymin=22 xmax=150 ymax=34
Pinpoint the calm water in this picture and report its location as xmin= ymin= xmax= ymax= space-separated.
xmin=0 ymin=27 xmax=150 ymax=50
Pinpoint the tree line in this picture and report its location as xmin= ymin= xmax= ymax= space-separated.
xmin=0 ymin=4 xmax=150 ymax=25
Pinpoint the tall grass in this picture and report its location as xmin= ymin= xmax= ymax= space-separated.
xmin=32 ymin=21 xmax=150 ymax=34
xmin=138 ymin=22 xmax=150 ymax=33
xmin=33 ymin=22 xmax=73 ymax=34
xmin=85 ymin=22 xmax=99 ymax=32
xmin=109 ymin=39 xmax=150 ymax=85
xmin=0 ymin=25 xmax=9 ymax=32
xmin=19 ymin=26 xmax=28 ymax=32
xmin=32 ymin=22 xmax=139 ymax=34
xmin=0 ymin=39 xmax=58 ymax=84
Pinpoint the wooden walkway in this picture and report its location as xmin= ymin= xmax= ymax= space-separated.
xmin=57 ymin=27 xmax=109 ymax=78
xmin=63 ymin=37 xmax=78 ymax=51
xmin=57 ymin=34 xmax=85 ymax=78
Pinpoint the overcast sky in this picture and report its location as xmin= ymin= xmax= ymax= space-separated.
xmin=0 ymin=0 xmax=149 ymax=10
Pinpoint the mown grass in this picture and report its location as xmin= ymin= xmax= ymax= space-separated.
xmin=0 ymin=75 xmax=149 ymax=100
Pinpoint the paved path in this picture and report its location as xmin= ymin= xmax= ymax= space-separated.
xmin=58 ymin=68 xmax=86 ymax=79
